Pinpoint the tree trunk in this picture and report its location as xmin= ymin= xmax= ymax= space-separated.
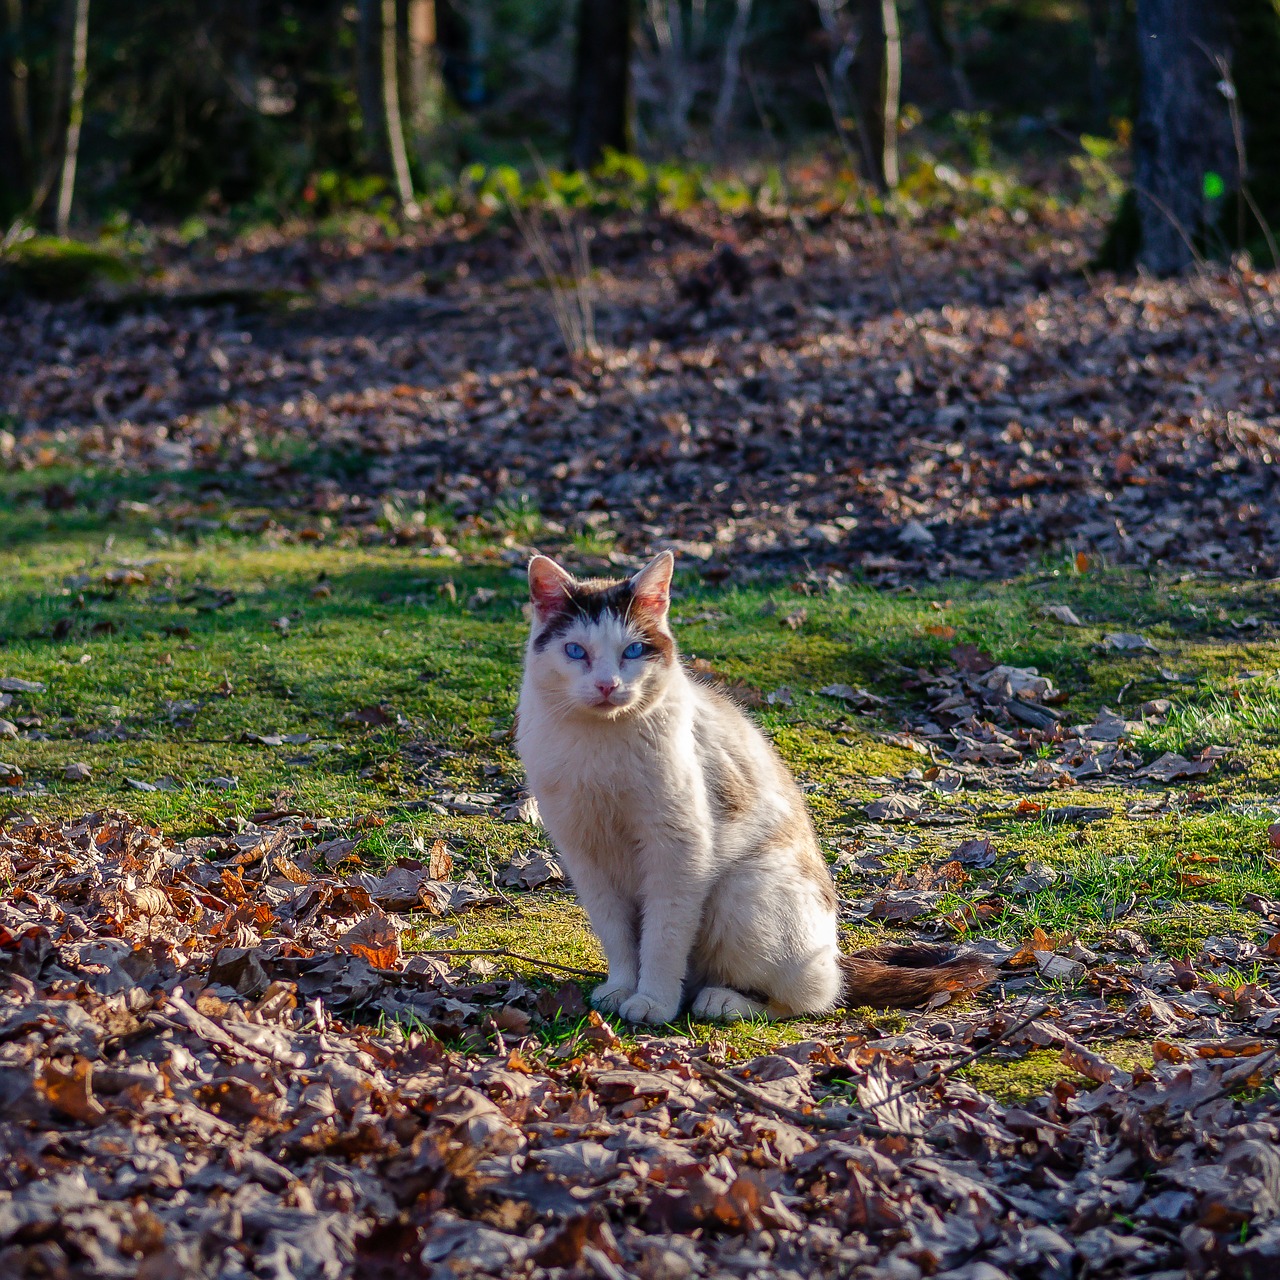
xmin=711 ymin=0 xmax=751 ymax=145
xmin=853 ymin=0 xmax=900 ymax=191
xmin=53 ymin=0 xmax=87 ymax=234
xmin=0 ymin=0 xmax=31 ymax=214
xmin=1226 ymin=0 xmax=1280 ymax=261
xmin=406 ymin=0 xmax=443 ymax=164
xmin=1132 ymin=0 xmax=1235 ymax=274
xmin=569 ymin=0 xmax=631 ymax=172
xmin=915 ymin=0 xmax=972 ymax=111
xmin=381 ymin=0 xmax=417 ymax=215
xmin=356 ymin=0 xmax=386 ymax=171
xmin=1084 ymin=0 xmax=1121 ymax=128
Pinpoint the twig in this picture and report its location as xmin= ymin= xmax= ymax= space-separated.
xmin=421 ymin=947 xmax=606 ymax=981
xmin=865 ymin=1002 xmax=1051 ymax=1110
xmin=1187 ymin=1048 xmax=1278 ymax=1113
xmin=815 ymin=64 xmax=908 ymax=316
xmin=1132 ymin=180 xmax=1265 ymax=341
xmin=694 ymin=1057 xmax=932 ymax=1140
xmin=694 ymin=1058 xmax=852 ymax=1130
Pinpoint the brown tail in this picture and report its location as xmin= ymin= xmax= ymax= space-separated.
xmin=839 ymin=943 xmax=994 ymax=1009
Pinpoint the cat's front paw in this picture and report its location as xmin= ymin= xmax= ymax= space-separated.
xmin=617 ymin=991 xmax=680 ymax=1025
xmin=591 ymin=981 xmax=636 ymax=1013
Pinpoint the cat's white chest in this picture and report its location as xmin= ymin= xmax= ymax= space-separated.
xmin=518 ymin=704 xmax=692 ymax=876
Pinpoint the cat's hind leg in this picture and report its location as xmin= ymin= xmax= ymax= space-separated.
xmin=690 ymin=985 xmax=768 ymax=1021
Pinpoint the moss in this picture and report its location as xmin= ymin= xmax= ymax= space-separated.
xmin=2 ymin=237 xmax=135 ymax=299
xmin=961 ymin=1040 xmax=1159 ymax=1104
xmin=5 ymin=466 xmax=1280 ymax=1040
xmin=409 ymin=895 xmax=605 ymax=978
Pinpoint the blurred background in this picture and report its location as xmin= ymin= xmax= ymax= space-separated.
xmin=1 ymin=0 xmax=1277 ymax=275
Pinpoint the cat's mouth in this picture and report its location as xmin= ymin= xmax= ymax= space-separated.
xmin=589 ymin=692 xmax=631 ymax=711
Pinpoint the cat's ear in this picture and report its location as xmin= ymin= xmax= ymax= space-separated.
xmin=629 ymin=551 xmax=674 ymax=620
xmin=528 ymin=555 xmax=575 ymax=619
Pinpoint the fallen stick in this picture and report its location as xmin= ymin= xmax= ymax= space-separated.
xmin=421 ymin=948 xmax=606 ymax=981
xmin=864 ymin=1003 xmax=1052 ymax=1111
xmin=693 ymin=1059 xmax=853 ymax=1131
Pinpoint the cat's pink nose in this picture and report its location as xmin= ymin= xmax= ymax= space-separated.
xmin=595 ymin=678 xmax=619 ymax=697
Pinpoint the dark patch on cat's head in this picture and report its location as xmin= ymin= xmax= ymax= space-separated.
xmin=532 ymin=575 xmax=674 ymax=662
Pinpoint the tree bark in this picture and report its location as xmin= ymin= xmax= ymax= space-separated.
xmin=1132 ymin=0 xmax=1234 ymax=274
xmin=0 ymin=0 xmax=31 ymax=213
xmin=915 ymin=0 xmax=972 ymax=111
xmin=853 ymin=0 xmax=900 ymax=191
xmin=711 ymin=0 xmax=751 ymax=145
xmin=569 ymin=0 xmax=631 ymax=172
xmin=53 ymin=0 xmax=87 ymax=235
xmin=356 ymin=0 xmax=386 ymax=171
xmin=406 ymin=0 xmax=443 ymax=163
xmin=381 ymin=0 xmax=417 ymax=215
xmin=1225 ymin=0 xmax=1280 ymax=260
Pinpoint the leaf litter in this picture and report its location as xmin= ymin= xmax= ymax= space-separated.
xmin=892 ymin=644 xmax=1227 ymax=792
xmin=2 ymin=211 xmax=1279 ymax=579
xmin=2 ymin=811 xmax=1280 ymax=1276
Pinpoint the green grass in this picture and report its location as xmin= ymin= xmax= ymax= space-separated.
xmin=3 ymin=465 xmax=1280 ymax=1094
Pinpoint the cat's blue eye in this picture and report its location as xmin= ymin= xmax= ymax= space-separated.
xmin=564 ymin=642 xmax=587 ymax=660
xmin=622 ymin=641 xmax=645 ymax=660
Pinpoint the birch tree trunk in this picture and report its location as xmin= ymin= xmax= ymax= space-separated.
xmin=569 ymin=0 xmax=631 ymax=171
xmin=53 ymin=0 xmax=87 ymax=235
xmin=381 ymin=0 xmax=418 ymax=216
xmin=406 ymin=0 xmax=443 ymax=163
xmin=853 ymin=0 xmax=900 ymax=191
xmin=711 ymin=0 xmax=751 ymax=145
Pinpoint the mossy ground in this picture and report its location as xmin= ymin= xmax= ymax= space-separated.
xmin=3 ymin=463 xmax=1279 ymax=1093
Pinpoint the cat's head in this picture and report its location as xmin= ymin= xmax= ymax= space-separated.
xmin=523 ymin=551 xmax=676 ymax=718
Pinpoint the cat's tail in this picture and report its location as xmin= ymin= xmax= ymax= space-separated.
xmin=839 ymin=943 xmax=994 ymax=1008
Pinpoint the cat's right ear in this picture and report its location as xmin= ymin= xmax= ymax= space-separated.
xmin=528 ymin=555 xmax=575 ymax=620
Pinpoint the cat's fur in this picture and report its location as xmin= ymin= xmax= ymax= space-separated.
xmin=515 ymin=550 xmax=992 ymax=1024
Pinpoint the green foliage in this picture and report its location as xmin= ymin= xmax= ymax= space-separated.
xmin=1 ymin=235 xmax=135 ymax=299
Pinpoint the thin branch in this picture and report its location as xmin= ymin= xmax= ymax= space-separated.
xmin=1132 ymin=180 xmax=1265 ymax=341
xmin=864 ymin=1002 xmax=1051 ymax=1109
xmin=694 ymin=1058 xmax=852 ymax=1130
xmin=421 ymin=947 xmax=606 ymax=981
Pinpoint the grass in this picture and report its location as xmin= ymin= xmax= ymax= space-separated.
xmin=3 ymin=463 xmax=1280 ymax=1093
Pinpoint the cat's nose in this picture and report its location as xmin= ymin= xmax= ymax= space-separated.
xmin=595 ymin=678 xmax=620 ymax=696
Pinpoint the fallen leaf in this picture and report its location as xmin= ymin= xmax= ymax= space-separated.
xmin=338 ymin=910 xmax=401 ymax=970
xmin=865 ymin=794 xmax=924 ymax=822
xmin=1042 ymin=603 xmax=1083 ymax=625
xmin=1102 ymin=632 xmax=1158 ymax=652
xmin=345 ymin=704 xmax=394 ymax=726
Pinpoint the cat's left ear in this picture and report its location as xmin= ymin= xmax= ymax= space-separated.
xmin=629 ymin=551 xmax=674 ymax=620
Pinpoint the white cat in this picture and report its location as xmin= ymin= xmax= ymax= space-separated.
xmin=515 ymin=550 xmax=990 ymax=1024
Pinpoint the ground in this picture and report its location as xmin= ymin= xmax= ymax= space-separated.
xmin=3 ymin=198 xmax=1280 ymax=1276
xmin=4 ymin=477 xmax=1279 ymax=1074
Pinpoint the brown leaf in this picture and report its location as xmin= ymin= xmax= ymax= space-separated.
xmin=425 ymin=838 xmax=453 ymax=879
xmin=345 ymin=704 xmax=393 ymax=727
xmin=338 ymin=909 xmax=401 ymax=969
xmin=536 ymin=981 xmax=589 ymax=1021
xmin=39 ymin=1057 xmax=107 ymax=1125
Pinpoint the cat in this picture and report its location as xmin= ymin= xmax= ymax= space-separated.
xmin=515 ymin=550 xmax=992 ymax=1024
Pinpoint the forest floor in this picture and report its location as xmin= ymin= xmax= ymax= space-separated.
xmin=2 ymin=203 xmax=1280 ymax=1277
